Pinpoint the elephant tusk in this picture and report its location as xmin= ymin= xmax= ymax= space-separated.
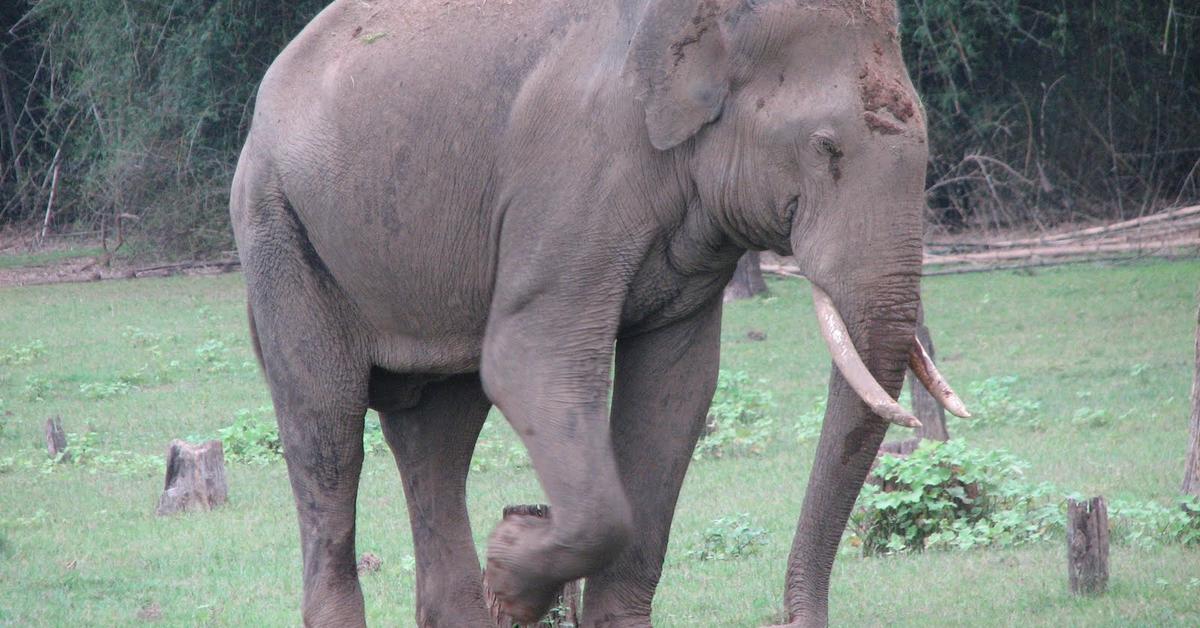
xmin=810 ymin=284 xmax=921 ymax=429
xmin=908 ymin=337 xmax=972 ymax=418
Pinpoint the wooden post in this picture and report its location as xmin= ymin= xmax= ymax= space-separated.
xmin=484 ymin=505 xmax=582 ymax=627
xmin=156 ymin=440 xmax=228 ymax=516
xmin=1066 ymin=496 xmax=1109 ymax=596
xmin=44 ymin=416 xmax=68 ymax=461
xmin=1183 ymin=301 xmax=1200 ymax=497
xmin=724 ymin=251 xmax=769 ymax=302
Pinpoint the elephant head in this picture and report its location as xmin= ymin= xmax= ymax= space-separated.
xmin=627 ymin=0 xmax=969 ymax=622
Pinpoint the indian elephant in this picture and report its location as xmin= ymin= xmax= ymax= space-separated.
xmin=230 ymin=0 xmax=970 ymax=625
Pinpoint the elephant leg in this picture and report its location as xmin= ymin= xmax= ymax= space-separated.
xmin=583 ymin=301 xmax=723 ymax=627
xmin=240 ymin=203 xmax=371 ymax=626
xmin=479 ymin=295 xmax=635 ymax=621
xmin=252 ymin=306 xmax=369 ymax=628
xmin=783 ymin=373 xmax=890 ymax=627
xmin=377 ymin=374 xmax=493 ymax=627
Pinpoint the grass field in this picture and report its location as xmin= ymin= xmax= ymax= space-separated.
xmin=1 ymin=260 xmax=1197 ymax=626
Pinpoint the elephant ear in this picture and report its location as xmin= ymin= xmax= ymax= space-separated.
xmin=625 ymin=0 xmax=731 ymax=151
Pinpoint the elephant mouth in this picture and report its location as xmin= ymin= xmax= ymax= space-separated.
xmin=809 ymin=283 xmax=971 ymax=427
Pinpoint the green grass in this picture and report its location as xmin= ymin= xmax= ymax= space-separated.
xmin=0 ymin=260 xmax=1197 ymax=626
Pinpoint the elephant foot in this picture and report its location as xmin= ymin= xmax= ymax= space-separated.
xmin=484 ymin=513 xmax=562 ymax=623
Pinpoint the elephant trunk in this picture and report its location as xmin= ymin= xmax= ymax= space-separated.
xmin=783 ymin=275 xmax=922 ymax=625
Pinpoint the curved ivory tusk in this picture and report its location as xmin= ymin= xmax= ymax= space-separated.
xmin=908 ymin=337 xmax=973 ymax=418
xmin=810 ymin=284 xmax=921 ymax=428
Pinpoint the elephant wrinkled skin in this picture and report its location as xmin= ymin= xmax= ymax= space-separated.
xmin=231 ymin=1 xmax=943 ymax=625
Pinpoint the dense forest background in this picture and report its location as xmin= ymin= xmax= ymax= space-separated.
xmin=1 ymin=1 xmax=1198 ymax=257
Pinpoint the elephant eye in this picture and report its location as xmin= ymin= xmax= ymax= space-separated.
xmin=810 ymin=131 xmax=843 ymax=182
xmin=811 ymin=132 xmax=842 ymax=158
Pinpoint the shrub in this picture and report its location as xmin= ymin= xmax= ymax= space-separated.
xmin=469 ymin=418 xmax=530 ymax=473
xmin=22 ymin=376 xmax=53 ymax=402
xmin=217 ymin=406 xmax=389 ymax=464
xmin=687 ymin=514 xmax=769 ymax=561
xmin=694 ymin=370 xmax=774 ymax=460
xmin=965 ymin=376 xmax=1042 ymax=429
xmin=1109 ymin=496 xmax=1200 ymax=548
xmin=848 ymin=439 xmax=1060 ymax=555
xmin=0 ymin=340 xmax=46 ymax=366
xmin=793 ymin=397 xmax=826 ymax=442
xmin=217 ymin=406 xmax=282 ymax=464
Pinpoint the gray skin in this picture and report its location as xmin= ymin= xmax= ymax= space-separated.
xmin=230 ymin=0 xmax=927 ymax=625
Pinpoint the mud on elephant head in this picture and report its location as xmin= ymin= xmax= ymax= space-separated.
xmin=629 ymin=0 xmax=967 ymax=426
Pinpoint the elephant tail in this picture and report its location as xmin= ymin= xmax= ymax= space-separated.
xmin=247 ymin=301 xmax=266 ymax=374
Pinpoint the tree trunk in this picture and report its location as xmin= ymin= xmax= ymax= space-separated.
xmin=1184 ymin=302 xmax=1200 ymax=497
xmin=156 ymin=440 xmax=229 ymax=515
xmin=1066 ymin=496 xmax=1109 ymax=596
xmin=723 ymin=251 xmax=768 ymax=302
xmin=910 ymin=321 xmax=950 ymax=442
xmin=484 ymin=505 xmax=581 ymax=627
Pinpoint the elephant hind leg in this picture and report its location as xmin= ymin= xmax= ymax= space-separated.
xmin=241 ymin=192 xmax=371 ymax=627
xmin=378 ymin=373 xmax=493 ymax=627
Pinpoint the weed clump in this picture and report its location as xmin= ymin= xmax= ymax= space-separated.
xmin=694 ymin=370 xmax=774 ymax=460
xmin=687 ymin=513 xmax=769 ymax=561
xmin=1108 ymin=497 xmax=1200 ymax=548
xmin=965 ymin=376 xmax=1042 ymax=429
xmin=216 ymin=406 xmax=388 ymax=464
xmin=848 ymin=439 xmax=1059 ymax=555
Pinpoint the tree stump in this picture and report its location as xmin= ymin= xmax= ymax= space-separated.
xmin=156 ymin=440 xmax=228 ymax=516
xmin=724 ymin=251 xmax=769 ymax=302
xmin=1183 ymin=301 xmax=1200 ymax=497
xmin=1066 ymin=496 xmax=1109 ymax=596
xmin=483 ymin=505 xmax=582 ymax=627
xmin=44 ymin=416 xmax=68 ymax=461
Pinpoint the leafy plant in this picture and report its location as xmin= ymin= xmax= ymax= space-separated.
xmin=847 ymin=440 xmax=1060 ymax=555
xmin=965 ymin=376 xmax=1042 ymax=429
xmin=195 ymin=339 xmax=234 ymax=373
xmin=0 ymin=340 xmax=46 ymax=366
xmin=1109 ymin=496 xmax=1200 ymax=548
xmin=217 ymin=407 xmax=391 ymax=464
xmin=793 ymin=397 xmax=826 ymax=442
xmin=687 ymin=514 xmax=769 ymax=561
xmin=218 ymin=406 xmax=283 ymax=464
xmin=695 ymin=370 xmax=774 ymax=460
xmin=22 ymin=376 xmax=53 ymax=402
xmin=470 ymin=417 xmax=530 ymax=473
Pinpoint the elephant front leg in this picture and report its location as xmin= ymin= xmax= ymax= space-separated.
xmin=479 ymin=283 xmax=635 ymax=622
xmin=583 ymin=301 xmax=722 ymax=627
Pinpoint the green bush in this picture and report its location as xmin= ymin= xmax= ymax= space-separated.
xmin=217 ymin=406 xmax=389 ymax=465
xmin=966 ymin=376 xmax=1042 ymax=429
xmin=0 ymin=340 xmax=46 ymax=366
xmin=217 ymin=406 xmax=282 ymax=464
xmin=847 ymin=439 xmax=1060 ymax=555
xmin=686 ymin=513 xmax=769 ymax=561
xmin=793 ymin=397 xmax=826 ymax=442
xmin=694 ymin=370 xmax=774 ymax=460
xmin=1109 ymin=496 xmax=1200 ymax=548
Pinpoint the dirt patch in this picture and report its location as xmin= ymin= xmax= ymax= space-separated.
xmin=0 ymin=253 xmax=240 ymax=288
xmin=858 ymin=43 xmax=916 ymax=135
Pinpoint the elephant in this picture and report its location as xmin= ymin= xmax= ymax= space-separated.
xmin=229 ymin=0 xmax=970 ymax=625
